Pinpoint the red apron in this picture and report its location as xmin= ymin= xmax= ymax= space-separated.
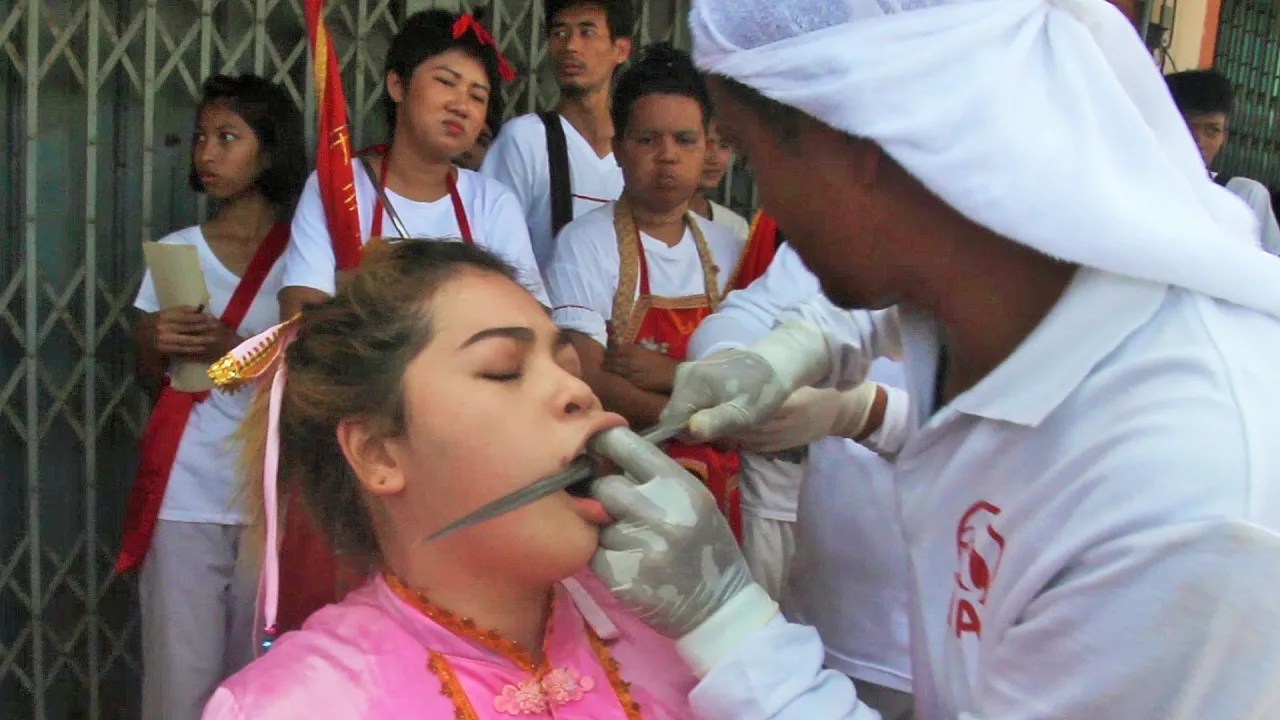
xmin=608 ymin=197 xmax=746 ymax=541
xmin=272 ymin=146 xmax=475 ymax=634
xmin=116 ymin=222 xmax=291 ymax=574
xmin=366 ymin=143 xmax=474 ymax=244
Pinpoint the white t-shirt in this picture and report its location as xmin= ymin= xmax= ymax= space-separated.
xmin=690 ymin=268 xmax=1280 ymax=719
xmin=688 ymin=243 xmax=914 ymax=690
xmin=708 ymin=201 xmax=751 ymax=240
xmin=1221 ymin=175 xmax=1280 ymax=256
xmin=134 ymin=225 xmax=285 ymax=525
xmin=546 ymin=202 xmax=745 ymax=348
xmin=481 ymin=113 xmax=625 ymax=269
xmin=281 ymin=162 xmax=548 ymax=304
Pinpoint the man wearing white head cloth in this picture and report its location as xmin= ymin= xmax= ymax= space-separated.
xmin=584 ymin=0 xmax=1280 ymax=717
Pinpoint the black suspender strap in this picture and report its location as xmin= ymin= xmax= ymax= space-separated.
xmin=539 ymin=111 xmax=573 ymax=238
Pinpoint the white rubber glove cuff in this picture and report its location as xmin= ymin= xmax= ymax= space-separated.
xmin=675 ymin=582 xmax=779 ymax=677
xmin=833 ymin=382 xmax=881 ymax=440
xmin=862 ymin=385 xmax=911 ymax=457
xmin=749 ymin=319 xmax=833 ymax=392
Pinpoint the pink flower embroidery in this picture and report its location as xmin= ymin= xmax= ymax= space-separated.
xmin=493 ymin=679 xmax=547 ymax=715
xmin=541 ymin=667 xmax=596 ymax=704
xmin=492 ymin=667 xmax=596 ymax=715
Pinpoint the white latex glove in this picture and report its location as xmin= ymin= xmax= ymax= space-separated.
xmin=660 ymin=319 xmax=832 ymax=443
xmin=589 ymin=440 xmax=778 ymax=676
xmin=729 ymin=382 xmax=882 ymax=453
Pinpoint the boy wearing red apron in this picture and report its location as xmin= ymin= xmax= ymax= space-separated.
xmin=545 ymin=45 xmax=774 ymax=539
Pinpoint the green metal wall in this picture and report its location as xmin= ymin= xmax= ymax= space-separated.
xmin=0 ymin=1 xmax=749 ymax=718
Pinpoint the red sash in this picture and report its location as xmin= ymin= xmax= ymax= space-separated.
xmin=274 ymin=489 xmax=367 ymax=634
xmin=730 ymin=210 xmax=779 ymax=291
xmin=362 ymin=143 xmax=473 ymax=244
xmin=115 ymin=223 xmax=291 ymax=574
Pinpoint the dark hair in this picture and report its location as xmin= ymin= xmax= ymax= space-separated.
xmin=1165 ymin=69 xmax=1234 ymax=117
xmin=189 ymin=74 xmax=307 ymax=211
xmin=715 ymin=76 xmax=805 ymax=145
xmin=240 ymin=240 xmax=517 ymax=563
xmin=611 ymin=43 xmax=711 ymax=137
xmin=384 ymin=10 xmax=507 ymax=136
xmin=545 ymin=0 xmax=634 ymax=40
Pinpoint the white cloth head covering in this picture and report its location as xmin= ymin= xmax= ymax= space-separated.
xmin=691 ymin=0 xmax=1280 ymax=316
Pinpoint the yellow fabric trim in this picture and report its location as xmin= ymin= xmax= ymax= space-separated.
xmin=609 ymin=196 xmax=721 ymax=345
xmin=426 ymin=651 xmax=482 ymax=720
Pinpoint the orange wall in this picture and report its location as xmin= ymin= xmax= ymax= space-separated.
xmin=1201 ymin=0 xmax=1223 ymax=67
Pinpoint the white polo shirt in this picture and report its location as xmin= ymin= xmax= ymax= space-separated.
xmin=690 ymin=268 xmax=1280 ymax=718
xmin=481 ymin=113 xmax=625 ymax=270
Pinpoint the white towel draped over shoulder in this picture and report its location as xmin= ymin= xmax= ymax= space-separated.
xmin=690 ymin=0 xmax=1280 ymax=316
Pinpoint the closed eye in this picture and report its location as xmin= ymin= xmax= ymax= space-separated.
xmin=482 ymin=371 xmax=522 ymax=382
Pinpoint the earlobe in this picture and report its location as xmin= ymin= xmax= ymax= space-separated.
xmin=336 ymin=417 xmax=407 ymax=497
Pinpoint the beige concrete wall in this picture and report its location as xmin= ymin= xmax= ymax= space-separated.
xmin=1170 ymin=0 xmax=1209 ymax=70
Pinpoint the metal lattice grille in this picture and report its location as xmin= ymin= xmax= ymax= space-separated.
xmin=1213 ymin=0 xmax=1280 ymax=186
xmin=0 ymin=1 xmax=726 ymax=718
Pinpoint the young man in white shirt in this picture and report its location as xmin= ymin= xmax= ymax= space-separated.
xmin=585 ymin=1 xmax=1280 ymax=718
xmin=689 ymin=121 xmax=751 ymax=239
xmin=1166 ymin=68 xmax=1280 ymax=255
xmin=480 ymin=0 xmax=632 ymax=269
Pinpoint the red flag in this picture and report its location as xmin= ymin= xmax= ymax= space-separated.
xmin=729 ymin=209 xmax=780 ymax=290
xmin=304 ymin=0 xmax=363 ymax=270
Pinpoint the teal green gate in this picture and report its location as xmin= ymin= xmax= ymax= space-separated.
xmin=1213 ymin=0 xmax=1280 ymax=185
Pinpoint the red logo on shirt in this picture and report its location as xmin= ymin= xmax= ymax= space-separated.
xmin=948 ymin=500 xmax=1005 ymax=639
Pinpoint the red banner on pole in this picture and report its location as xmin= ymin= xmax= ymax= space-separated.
xmin=304 ymin=0 xmax=363 ymax=270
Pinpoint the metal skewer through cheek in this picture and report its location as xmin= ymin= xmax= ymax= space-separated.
xmin=420 ymin=424 xmax=683 ymax=543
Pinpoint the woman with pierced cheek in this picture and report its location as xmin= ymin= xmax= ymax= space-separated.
xmin=203 ymin=241 xmax=698 ymax=719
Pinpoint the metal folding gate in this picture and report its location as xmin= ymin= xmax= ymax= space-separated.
xmin=0 ymin=0 xmax=751 ymax=717
xmin=1213 ymin=0 xmax=1280 ymax=185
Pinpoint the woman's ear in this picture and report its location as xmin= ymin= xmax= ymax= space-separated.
xmin=386 ymin=70 xmax=406 ymax=105
xmin=336 ymin=417 xmax=407 ymax=497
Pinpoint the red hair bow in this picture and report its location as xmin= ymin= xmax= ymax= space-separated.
xmin=453 ymin=13 xmax=517 ymax=83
